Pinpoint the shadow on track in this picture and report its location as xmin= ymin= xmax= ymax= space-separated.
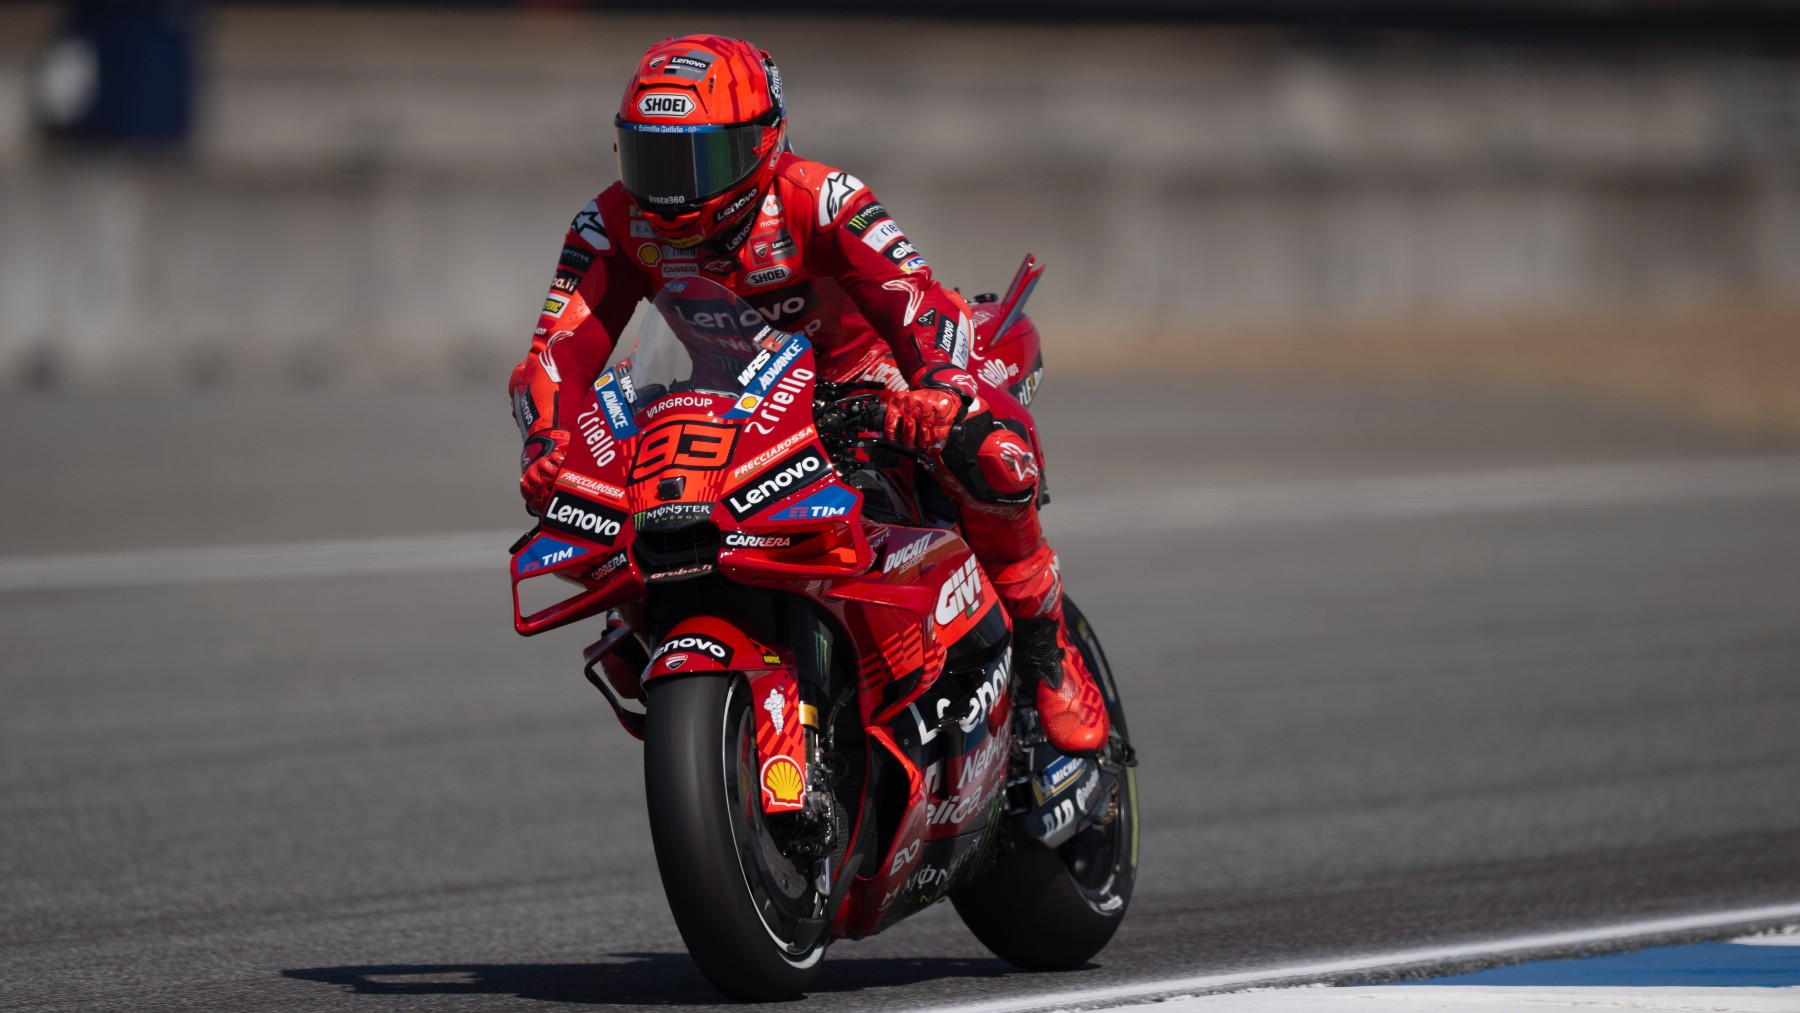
xmin=285 ymin=951 xmax=1035 ymax=1006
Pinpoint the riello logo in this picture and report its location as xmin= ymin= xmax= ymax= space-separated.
xmin=637 ymin=92 xmax=694 ymax=117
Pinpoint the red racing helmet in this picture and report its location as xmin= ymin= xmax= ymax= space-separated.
xmin=615 ymin=35 xmax=786 ymax=247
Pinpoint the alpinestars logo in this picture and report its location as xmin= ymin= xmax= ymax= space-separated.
xmin=725 ymin=446 xmax=828 ymax=520
xmin=934 ymin=555 xmax=985 ymax=626
xmin=637 ymin=93 xmax=694 ymax=118
xmin=818 ymin=172 xmax=864 ymax=225
xmin=571 ymin=200 xmax=610 ymax=250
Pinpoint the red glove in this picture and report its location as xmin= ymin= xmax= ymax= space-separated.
xmin=885 ymin=389 xmax=960 ymax=451
xmin=519 ymin=429 xmax=570 ymax=514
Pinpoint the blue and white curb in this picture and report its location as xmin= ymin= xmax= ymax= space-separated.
xmin=923 ymin=903 xmax=1800 ymax=1013
xmin=1151 ymin=926 xmax=1800 ymax=1010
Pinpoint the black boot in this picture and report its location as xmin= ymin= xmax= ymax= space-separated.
xmin=1012 ymin=616 xmax=1064 ymax=691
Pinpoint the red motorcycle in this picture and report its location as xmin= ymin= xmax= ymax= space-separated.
xmin=508 ymin=258 xmax=1136 ymax=1000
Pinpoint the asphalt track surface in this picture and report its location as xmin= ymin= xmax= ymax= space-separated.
xmin=3 ymin=378 xmax=1799 ymax=1011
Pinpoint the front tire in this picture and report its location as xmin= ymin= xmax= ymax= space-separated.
xmin=952 ymin=596 xmax=1138 ymax=970
xmin=644 ymin=673 xmax=826 ymax=1000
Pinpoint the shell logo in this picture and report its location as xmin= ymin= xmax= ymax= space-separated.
xmin=761 ymin=755 xmax=804 ymax=809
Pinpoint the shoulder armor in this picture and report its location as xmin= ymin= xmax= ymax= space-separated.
xmin=777 ymin=155 xmax=868 ymax=230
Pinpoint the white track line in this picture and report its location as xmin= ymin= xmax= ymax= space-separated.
xmin=918 ymin=902 xmax=1800 ymax=1013
xmin=3 ymin=455 xmax=1799 ymax=592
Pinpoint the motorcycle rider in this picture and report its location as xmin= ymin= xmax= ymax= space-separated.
xmin=507 ymin=34 xmax=1109 ymax=754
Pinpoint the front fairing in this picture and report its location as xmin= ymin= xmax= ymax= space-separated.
xmin=511 ymin=278 xmax=873 ymax=635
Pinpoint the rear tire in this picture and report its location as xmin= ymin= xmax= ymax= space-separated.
xmin=952 ymin=596 xmax=1138 ymax=970
xmin=644 ymin=673 xmax=826 ymax=1000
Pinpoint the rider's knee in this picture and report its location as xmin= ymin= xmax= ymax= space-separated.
xmin=940 ymin=416 xmax=1040 ymax=506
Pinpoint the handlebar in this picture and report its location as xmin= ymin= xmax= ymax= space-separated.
xmin=812 ymin=381 xmax=947 ymax=466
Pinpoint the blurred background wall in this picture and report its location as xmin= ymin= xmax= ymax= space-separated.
xmin=1 ymin=2 xmax=1798 ymax=427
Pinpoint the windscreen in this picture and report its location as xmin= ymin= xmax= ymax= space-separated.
xmin=619 ymin=277 xmax=800 ymax=424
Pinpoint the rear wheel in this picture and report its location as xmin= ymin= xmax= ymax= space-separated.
xmin=644 ymin=673 xmax=827 ymax=1000
xmin=952 ymin=596 xmax=1138 ymax=970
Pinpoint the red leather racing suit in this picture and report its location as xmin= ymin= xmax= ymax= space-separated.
xmin=508 ymin=151 xmax=1063 ymax=623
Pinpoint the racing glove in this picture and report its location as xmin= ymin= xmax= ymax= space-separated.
xmin=519 ymin=428 xmax=570 ymax=514
xmin=884 ymin=364 xmax=982 ymax=452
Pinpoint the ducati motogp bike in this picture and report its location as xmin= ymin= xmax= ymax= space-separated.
xmin=508 ymin=260 xmax=1136 ymax=1000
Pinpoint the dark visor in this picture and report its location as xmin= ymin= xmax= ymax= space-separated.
xmin=617 ymin=118 xmax=766 ymax=212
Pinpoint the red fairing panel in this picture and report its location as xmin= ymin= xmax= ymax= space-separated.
xmin=747 ymin=668 xmax=805 ymax=814
xmin=646 ymin=616 xmax=807 ymax=816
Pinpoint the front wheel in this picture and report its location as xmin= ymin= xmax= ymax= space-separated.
xmin=952 ymin=596 xmax=1138 ymax=970
xmin=644 ymin=673 xmax=827 ymax=1000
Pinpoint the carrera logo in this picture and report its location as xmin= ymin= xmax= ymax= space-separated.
xmin=541 ymin=491 xmax=626 ymax=542
xmin=724 ymin=446 xmax=829 ymax=520
xmin=655 ymin=633 xmax=730 ymax=663
xmin=723 ymin=531 xmax=808 ymax=549
xmin=744 ymin=265 xmax=792 ymax=288
xmin=636 ymin=92 xmax=694 ymax=117
xmin=630 ymin=420 xmax=739 ymax=481
xmin=934 ymin=555 xmax=984 ymax=626
xmin=586 ymin=552 xmax=629 ymax=581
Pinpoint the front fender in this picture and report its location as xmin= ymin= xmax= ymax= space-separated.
xmin=648 ymin=616 xmax=806 ymax=815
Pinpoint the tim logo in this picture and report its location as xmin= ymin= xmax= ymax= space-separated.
xmin=630 ymin=420 xmax=739 ymax=481
xmin=636 ymin=93 xmax=694 ymax=118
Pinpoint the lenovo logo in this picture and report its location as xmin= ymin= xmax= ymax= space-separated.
xmin=725 ymin=446 xmax=828 ymax=520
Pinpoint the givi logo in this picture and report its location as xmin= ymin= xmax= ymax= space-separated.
xmin=637 ymin=92 xmax=694 ymax=117
xmin=935 ymin=556 xmax=985 ymax=626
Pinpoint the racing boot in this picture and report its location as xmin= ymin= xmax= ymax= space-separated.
xmin=1012 ymin=615 xmax=1110 ymax=755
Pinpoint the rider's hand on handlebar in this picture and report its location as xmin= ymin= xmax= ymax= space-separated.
xmin=884 ymin=389 xmax=960 ymax=451
xmin=519 ymin=428 xmax=571 ymax=514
